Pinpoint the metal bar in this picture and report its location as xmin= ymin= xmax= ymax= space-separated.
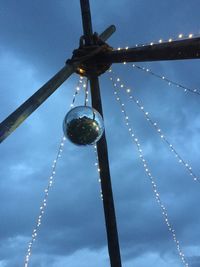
xmin=80 ymin=0 xmax=93 ymax=45
xmin=0 ymin=64 xmax=75 ymax=143
xmin=90 ymin=75 xmax=122 ymax=267
xmin=95 ymin=37 xmax=200 ymax=63
xmin=79 ymin=1 xmax=122 ymax=266
xmin=99 ymin=25 xmax=116 ymax=42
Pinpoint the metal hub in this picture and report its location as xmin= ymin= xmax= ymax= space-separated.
xmin=71 ymin=33 xmax=113 ymax=77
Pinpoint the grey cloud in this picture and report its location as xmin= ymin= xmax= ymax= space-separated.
xmin=1 ymin=1 xmax=200 ymax=267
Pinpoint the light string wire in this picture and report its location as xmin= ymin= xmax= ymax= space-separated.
xmin=24 ymin=75 xmax=84 ymax=267
xmin=93 ymin=144 xmax=103 ymax=200
xmin=131 ymin=64 xmax=200 ymax=96
xmin=116 ymin=31 xmax=199 ymax=51
xmin=84 ymin=78 xmax=89 ymax=106
xmin=108 ymin=69 xmax=199 ymax=183
xmin=84 ymin=80 xmax=103 ymax=200
xmin=108 ymin=72 xmax=189 ymax=267
xmin=70 ymin=76 xmax=84 ymax=108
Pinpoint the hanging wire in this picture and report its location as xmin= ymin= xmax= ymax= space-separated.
xmin=84 ymin=78 xmax=89 ymax=106
xmin=71 ymin=76 xmax=84 ymax=108
xmin=131 ymin=64 xmax=200 ymax=96
xmin=107 ymin=69 xmax=199 ymax=183
xmin=93 ymin=144 xmax=103 ymax=200
xmin=109 ymin=73 xmax=189 ymax=267
xmin=24 ymin=76 xmax=84 ymax=267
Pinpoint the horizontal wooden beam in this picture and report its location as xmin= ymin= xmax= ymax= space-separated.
xmin=0 ymin=64 xmax=75 ymax=143
xmin=95 ymin=37 xmax=200 ymax=63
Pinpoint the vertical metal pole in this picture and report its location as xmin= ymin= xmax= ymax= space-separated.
xmin=80 ymin=0 xmax=93 ymax=45
xmin=90 ymin=75 xmax=122 ymax=267
xmin=79 ymin=1 xmax=122 ymax=266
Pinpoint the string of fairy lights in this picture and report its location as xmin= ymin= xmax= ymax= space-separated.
xmin=116 ymin=31 xmax=199 ymax=51
xmin=107 ymin=69 xmax=199 ymax=183
xmin=22 ymin=31 xmax=200 ymax=266
xmin=131 ymin=64 xmax=200 ymax=96
xmin=83 ymin=78 xmax=89 ymax=106
xmin=108 ymin=71 xmax=189 ymax=267
xmin=93 ymin=144 xmax=103 ymax=200
xmin=24 ymin=76 xmax=85 ymax=267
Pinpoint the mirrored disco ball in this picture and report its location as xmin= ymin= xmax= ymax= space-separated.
xmin=63 ymin=106 xmax=104 ymax=145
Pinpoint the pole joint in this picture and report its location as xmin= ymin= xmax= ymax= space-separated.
xmin=70 ymin=33 xmax=113 ymax=77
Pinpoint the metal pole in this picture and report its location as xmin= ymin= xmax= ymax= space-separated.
xmin=79 ymin=1 xmax=122 ymax=266
xmin=90 ymin=75 xmax=122 ymax=267
xmin=80 ymin=0 xmax=93 ymax=45
xmin=99 ymin=25 xmax=116 ymax=42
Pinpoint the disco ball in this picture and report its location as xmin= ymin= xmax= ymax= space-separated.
xmin=63 ymin=106 xmax=104 ymax=145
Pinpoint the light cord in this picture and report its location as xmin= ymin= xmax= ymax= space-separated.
xmin=109 ymin=74 xmax=189 ymax=267
xmin=93 ymin=145 xmax=103 ymax=200
xmin=84 ymin=78 xmax=89 ymax=106
xmin=116 ymin=32 xmax=199 ymax=51
xmin=131 ymin=64 xmax=200 ymax=96
xmin=24 ymin=76 xmax=83 ymax=267
xmin=108 ymin=69 xmax=199 ymax=183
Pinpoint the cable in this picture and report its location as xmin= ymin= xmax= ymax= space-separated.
xmin=24 ymin=75 xmax=84 ymax=267
xmin=108 ymin=69 xmax=199 ymax=183
xmin=131 ymin=64 xmax=200 ymax=96
xmin=109 ymin=73 xmax=189 ymax=267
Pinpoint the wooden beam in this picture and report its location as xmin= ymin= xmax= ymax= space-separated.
xmin=0 ymin=64 xmax=75 ymax=143
xmin=80 ymin=1 xmax=122 ymax=267
xmin=80 ymin=0 xmax=93 ymax=45
xmin=99 ymin=25 xmax=116 ymax=42
xmin=95 ymin=37 xmax=200 ymax=63
xmin=90 ymin=75 xmax=122 ymax=267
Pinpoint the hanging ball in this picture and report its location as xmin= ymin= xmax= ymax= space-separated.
xmin=63 ymin=106 xmax=104 ymax=146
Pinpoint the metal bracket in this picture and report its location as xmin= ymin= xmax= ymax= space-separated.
xmin=70 ymin=33 xmax=113 ymax=77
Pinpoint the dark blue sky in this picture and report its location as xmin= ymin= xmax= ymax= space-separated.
xmin=1 ymin=1 xmax=200 ymax=267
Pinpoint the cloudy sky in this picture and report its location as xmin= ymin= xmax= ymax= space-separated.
xmin=1 ymin=0 xmax=200 ymax=267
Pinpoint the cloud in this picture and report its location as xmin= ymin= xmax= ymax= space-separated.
xmin=1 ymin=1 xmax=200 ymax=267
